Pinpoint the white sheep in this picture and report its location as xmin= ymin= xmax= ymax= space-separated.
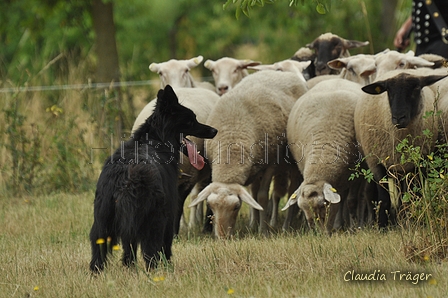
xmin=149 ymin=55 xmax=215 ymax=91
xmin=246 ymin=59 xmax=311 ymax=228
xmin=373 ymin=50 xmax=434 ymax=80
xmin=282 ymin=79 xmax=365 ymax=233
xmin=204 ymin=57 xmax=261 ymax=95
xmin=248 ymin=59 xmax=311 ymax=84
xmin=188 ymin=70 xmax=308 ymax=238
xmin=354 ymin=69 xmax=447 ymax=228
xmin=131 ymin=87 xmax=220 ymax=234
xmin=305 ymin=32 xmax=369 ymax=76
xmin=291 ymin=47 xmax=316 ymax=80
xmin=306 ymin=54 xmax=377 ymax=88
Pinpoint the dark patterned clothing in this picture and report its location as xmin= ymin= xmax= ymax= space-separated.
xmin=412 ymin=0 xmax=448 ymax=58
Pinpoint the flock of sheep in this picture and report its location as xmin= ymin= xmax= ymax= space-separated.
xmin=133 ymin=32 xmax=448 ymax=239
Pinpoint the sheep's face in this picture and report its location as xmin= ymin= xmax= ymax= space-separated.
xmin=206 ymin=188 xmax=242 ymax=238
xmin=311 ymin=37 xmax=346 ymax=76
xmin=189 ymin=182 xmax=262 ymax=239
xmin=296 ymin=182 xmax=340 ymax=229
xmin=306 ymin=33 xmax=369 ymax=76
xmin=374 ymin=51 xmax=434 ymax=79
xmin=362 ymin=73 xmax=448 ymax=129
xmin=149 ymin=56 xmax=203 ymax=88
xmin=157 ymin=63 xmax=192 ymax=88
xmin=204 ymin=58 xmax=261 ymax=96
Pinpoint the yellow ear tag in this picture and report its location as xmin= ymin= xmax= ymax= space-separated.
xmin=337 ymin=61 xmax=343 ymax=67
xmin=375 ymin=86 xmax=382 ymax=93
xmin=290 ymin=193 xmax=297 ymax=199
xmin=330 ymin=187 xmax=337 ymax=193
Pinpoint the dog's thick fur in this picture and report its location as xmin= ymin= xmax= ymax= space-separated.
xmin=89 ymin=85 xmax=217 ymax=272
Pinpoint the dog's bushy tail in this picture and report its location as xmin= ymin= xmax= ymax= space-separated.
xmin=114 ymin=164 xmax=164 ymax=239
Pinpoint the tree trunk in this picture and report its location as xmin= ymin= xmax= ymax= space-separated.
xmin=381 ymin=0 xmax=399 ymax=45
xmin=91 ymin=0 xmax=120 ymax=83
xmin=91 ymin=0 xmax=124 ymax=140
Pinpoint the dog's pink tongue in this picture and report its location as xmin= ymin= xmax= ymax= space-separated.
xmin=185 ymin=139 xmax=205 ymax=170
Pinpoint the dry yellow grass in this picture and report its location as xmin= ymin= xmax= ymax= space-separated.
xmin=0 ymin=192 xmax=446 ymax=298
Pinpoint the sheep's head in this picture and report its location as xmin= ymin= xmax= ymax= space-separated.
xmin=374 ymin=50 xmax=434 ymax=79
xmin=306 ymin=33 xmax=369 ymax=76
xmin=328 ymin=54 xmax=376 ymax=86
xmin=204 ymin=57 xmax=261 ymax=96
xmin=282 ymin=182 xmax=340 ymax=229
xmin=248 ymin=60 xmax=311 ymax=83
xmin=362 ymin=72 xmax=447 ymax=129
xmin=189 ymin=182 xmax=263 ymax=238
xmin=149 ymin=55 xmax=203 ymax=88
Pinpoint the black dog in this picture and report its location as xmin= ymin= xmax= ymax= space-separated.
xmin=89 ymin=85 xmax=217 ymax=272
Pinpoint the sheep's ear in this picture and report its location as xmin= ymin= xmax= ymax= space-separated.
xmin=322 ymin=183 xmax=341 ymax=204
xmin=327 ymin=58 xmax=348 ymax=70
xmin=204 ymin=59 xmax=215 ymax=70
xmin=281 ymin=190 xmax=299 ymax=211
xmin=149 ymin=62 xmax=160 ymax=73
xmin=362 ymin=81 xmax=387 ymax=95
xmin=420 ymin=74 xmax=448 ymax=88
xmin=189 ymin=184 xmax=212 ymax=207
xmin=360 ymin=65 xmax=377 ymax=78
xmin=239 ymin=60 xmax=262 ymax=69
xmin=187 ymin=55 xmax=203 ymax=68
xmin=248 ymin=65 xmax=275 ymax=71
xmin=237 ymin=186 xmax=263 ymax=210
xmin=405 ymin=56 xmax=435 ymax=68
xmin=342 ymin=39 xmax=369 ymax=49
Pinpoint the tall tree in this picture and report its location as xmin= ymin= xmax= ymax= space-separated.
xmin=91 ymin=0 xmax=120 ymax=83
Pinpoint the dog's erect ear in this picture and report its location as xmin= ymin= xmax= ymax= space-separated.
xmin=157 ymin=85 xmax=179 ymax=112
xmin=163 ymin=85 xmax=178 ymax=103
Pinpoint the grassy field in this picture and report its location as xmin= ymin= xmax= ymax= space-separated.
xmin=0 ymin=192 xmax=446 ymax=298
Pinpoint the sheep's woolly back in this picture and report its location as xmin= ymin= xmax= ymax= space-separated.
xmin=287 ymin=78 xmax=362 ymax=188
xmin=132 ymin=88 xmax=219 ymax=133
xmin=354 ymin=69 xmax=440 ymax=176
xmin=206 ymin=70 xmax=308 ymax=185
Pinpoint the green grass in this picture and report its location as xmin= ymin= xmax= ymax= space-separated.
xmin=0 ymin=192 xmax=446 ymax=298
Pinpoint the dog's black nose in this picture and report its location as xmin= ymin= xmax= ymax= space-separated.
xmin=209 ymin=128 xmax=218 ymax=138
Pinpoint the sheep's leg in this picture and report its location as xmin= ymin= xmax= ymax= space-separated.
xmin=188 ymin=183 xmax=205 ymax=231
xmin=326 ymin=190 xmax=347 ymax=234
xmin=282 ymin=167 xmax=302 ymax=231
xmin=175 ymin=183 xmax=194 ymax=235
xmin=373 ymin=166 xmax=391 ymax=229
xmin=249 ymin=178 xmax=261 ymax=231
xmin=269 ymin=171 xmax=289 ymax=228
xmin=257 ymin=167 xmax=276 ymax=235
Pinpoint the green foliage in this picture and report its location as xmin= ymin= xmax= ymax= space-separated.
xmin=394 ymin=128 xmax=448 ymax=262
xmin=223 ymin=0 xmax=332 ymax=18
xmin=1 ymin=93 xmax=43 ymax=196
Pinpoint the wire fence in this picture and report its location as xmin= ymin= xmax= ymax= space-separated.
xmin=0 ymin=77 xmax=215 ymax=93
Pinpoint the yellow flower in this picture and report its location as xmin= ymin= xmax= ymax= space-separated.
xmin=227 ymin=288 xmax=235 ymax=295
xmin=112 ymin=245 xmax=120 ymax=251
xmin=46 ymin=105 xmax=63 ymax=117
xmin=153 ymin=276 xmax=165 ymax=282
xmin=427 ymin=155 xmax=433 ymax=161
xmin=423 ymin=254 xmax=430 ymax=262
xmin=428 ymin=278 xmax=437 ymax=285
xmin=34 ymin=286 xmax=39 ymax=291
xmin=96 ymin=238 xmax=105 ymax=244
